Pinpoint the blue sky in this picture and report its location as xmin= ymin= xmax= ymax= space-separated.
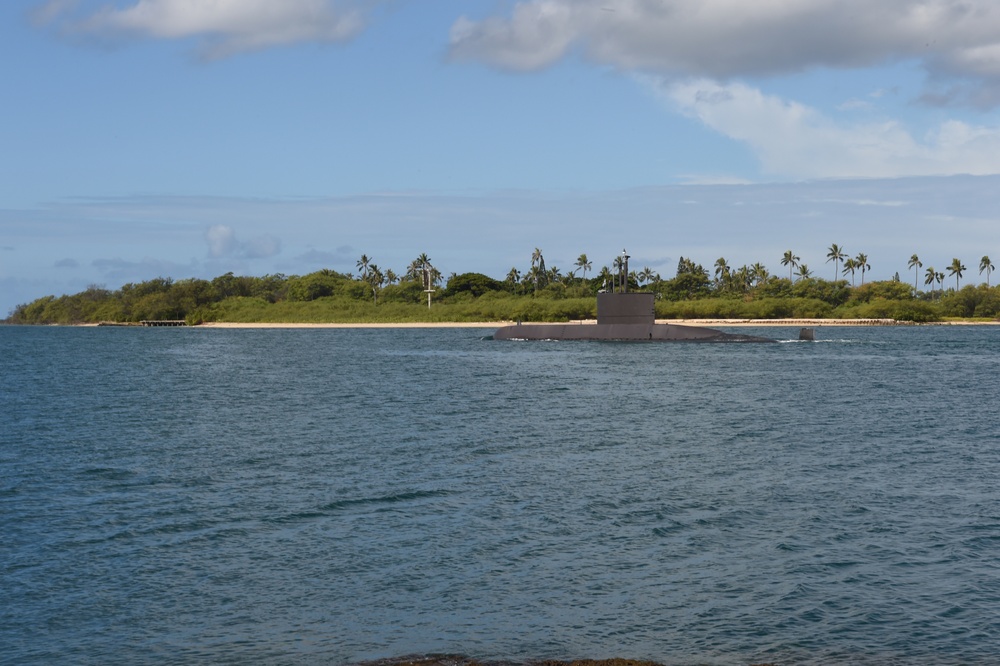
xmin=4 ymin=0 xmax=1000 ymax=316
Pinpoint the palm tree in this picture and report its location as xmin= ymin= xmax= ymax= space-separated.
xmin=948 ymin=258 xmax=966 ymax=290
xmin=366 ymin=264 xmax=384 ymax=304
xmin=596 ymin=266 xmax=614 ymax=291
xmin=612 ymin=255 xmax=625 ymax=291
xmin=714 ymin=257 xmax=730 ymax=278
xmin=795 ymin=264 xmax=812 ymax=280
xmin=531 ymin=247 xmax=545 ymax=271
xmin=908 ymin=254 xmax=922 ymax=291
xmin=530 ymin=248 xmax=547 ymax=292
xmin=639 ymin=266 xmax=655 ymax=286
xmin=527 ymin=264 xmax=543 ymax=294
xmin=855 ymin=253 xmax=870 ymax=285
xmin=428 ymin=266 xmax=442 ymax=287
xmin=750 ymin=262 xmax=769 ymax=287
xmin=406 ymin=253 xmax=433 ymax=283
xmin=711 ymin=257 xmax=730 ymax=292
xmin=575 ymin=254 xmax=592 ymax=283
xmin=826 ymin=244 xmax=846 ymax=280
xmin=842 ymin=257 xmax=858 ymax=286
xmin=407 ymin=254 xmax=437 ymax=291
xmin=356 ymin=254 xmax=371 ymax=280
xmin=980 ymin=255 xmax=994 ymax=286
xmin=781 ymin=250 xmax=800 ymax=281
xmin=734 ymin=265 xmax=752 ymax=294
xmin=936 ymin=271 xmax=945 ymax=293
xmin=924 ymin=266 xmax=936 ymax=297
xmin=505 ymin=267 xmax=521 ymax=294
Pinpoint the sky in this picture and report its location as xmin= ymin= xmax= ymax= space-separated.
xmin=3 ymin=0 xmax=1000 ymax=316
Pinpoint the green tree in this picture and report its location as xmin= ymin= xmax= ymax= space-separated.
xmin=575 ymin=254 xmax=592 ymax=282
xmin=826 ymin=244 xmax=846 ymax=280
xmin=908 ymin=254 xmax=922 ymax=291
xmin=849 ymin=280 xmax=913 ymax=304
xmin=924 ymin=266 xmax=937 ymax=297
xmin=855 ymin=253 xmax=871 ymax=285
xmin=505 ymin=267 xmax=521 ymax=294
xmin=527 ymin=264 xmax=544 ymax=294
xmin=612 ymin=255 xmax=626 ymax=291
xmin=795 ymin=263 xmax=812 ymax=280
xmin=842 ymin=257 xmax=858 ymax=286
xmin=733 ymin=265 xmax=753 ymax=294
xmin=356 ymin=254 xmax=371 ymax=280
xmin=530 ymin=248 xmax=547 ymax=292
xmin=639 ymin=266 xmax=655 ymax=286
xmin=366 ymin=264 xmax=385 ymax=304
xmin=781 ymin=250 xmax=800 ymax=281
xmin=446 ymin=272 xmax=506 ymax=297
xmin=948 ymin=257 xmax=966 ymax=290
xmin=659 ymin=271 xmax=712 ymax=301
xmin=596 ymin=265 xmax=614 ymax=291
xmin=980 ymin=255 xmax=994 ymax=286
xmin=286 ymin=271 xmax=341 ymax=301
xmin=713 ymin=257 xmax=731 ymax=290
xmin=407 ymin=253 xmax=434 ymax=284
xmin=750 ymin=262 xmax=769 ymax=287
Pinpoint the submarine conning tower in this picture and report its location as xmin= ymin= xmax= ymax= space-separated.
xmin=596 ymin=292 xmax=655 ymax=325
xmin=595 ymin=247 xmax=655 ymax=325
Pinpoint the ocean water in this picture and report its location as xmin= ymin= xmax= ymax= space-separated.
xmin=2 ymin=324 xmax=999 ymax=665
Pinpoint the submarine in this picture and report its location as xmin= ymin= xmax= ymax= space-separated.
xmin=493 ymin=291 xmax=777 ymax=342
xmin=493 ymin=249 xmax=794 ymax=343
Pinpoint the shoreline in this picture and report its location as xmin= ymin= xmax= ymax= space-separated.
xmin=189 ymin=318 xmax=1000 ymax=329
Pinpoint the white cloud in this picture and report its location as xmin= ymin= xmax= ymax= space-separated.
xmin=653 ymin=78 xmax=1000 ymax=178
xmin=449 ymin=3 xmax=578 ymax=72
xmin=40 ymin=0 xmax=365 ymax=58
xmin=205 ymin=224 xmax=237 ymax=257
xmin=449 ymin=0 xmax=1000 ymax=105
xmin=206 ymin=224 xmax=281 ymax=259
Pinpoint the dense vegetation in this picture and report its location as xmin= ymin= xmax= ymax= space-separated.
xmin=6 ymin=250 xmax=1000 ymax=325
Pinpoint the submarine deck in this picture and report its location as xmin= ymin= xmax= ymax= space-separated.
xmin=492 ymin=322 xmax=775 ymax=343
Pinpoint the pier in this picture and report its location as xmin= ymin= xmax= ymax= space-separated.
xmin=139 ymin=320 xmax=187 ymax=327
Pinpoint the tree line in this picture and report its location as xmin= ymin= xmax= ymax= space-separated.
xmin=6 ymin=246 xmax=999 ymax=325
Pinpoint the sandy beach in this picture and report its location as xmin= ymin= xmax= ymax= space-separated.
xmin=194 ymin=318 xmax=997 ymax=329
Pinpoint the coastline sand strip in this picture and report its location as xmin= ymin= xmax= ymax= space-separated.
xmin=79 ymin=318 xmax=996 ymax=329
xmin=196 ymin=318 xmax=919 ymax=329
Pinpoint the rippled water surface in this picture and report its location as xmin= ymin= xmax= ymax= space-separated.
xmin=2 ymin=325 xmax=999 ymax=665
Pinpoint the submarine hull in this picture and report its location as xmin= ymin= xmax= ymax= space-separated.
xmin=492 ymin=322 xmax=775 ymax=343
